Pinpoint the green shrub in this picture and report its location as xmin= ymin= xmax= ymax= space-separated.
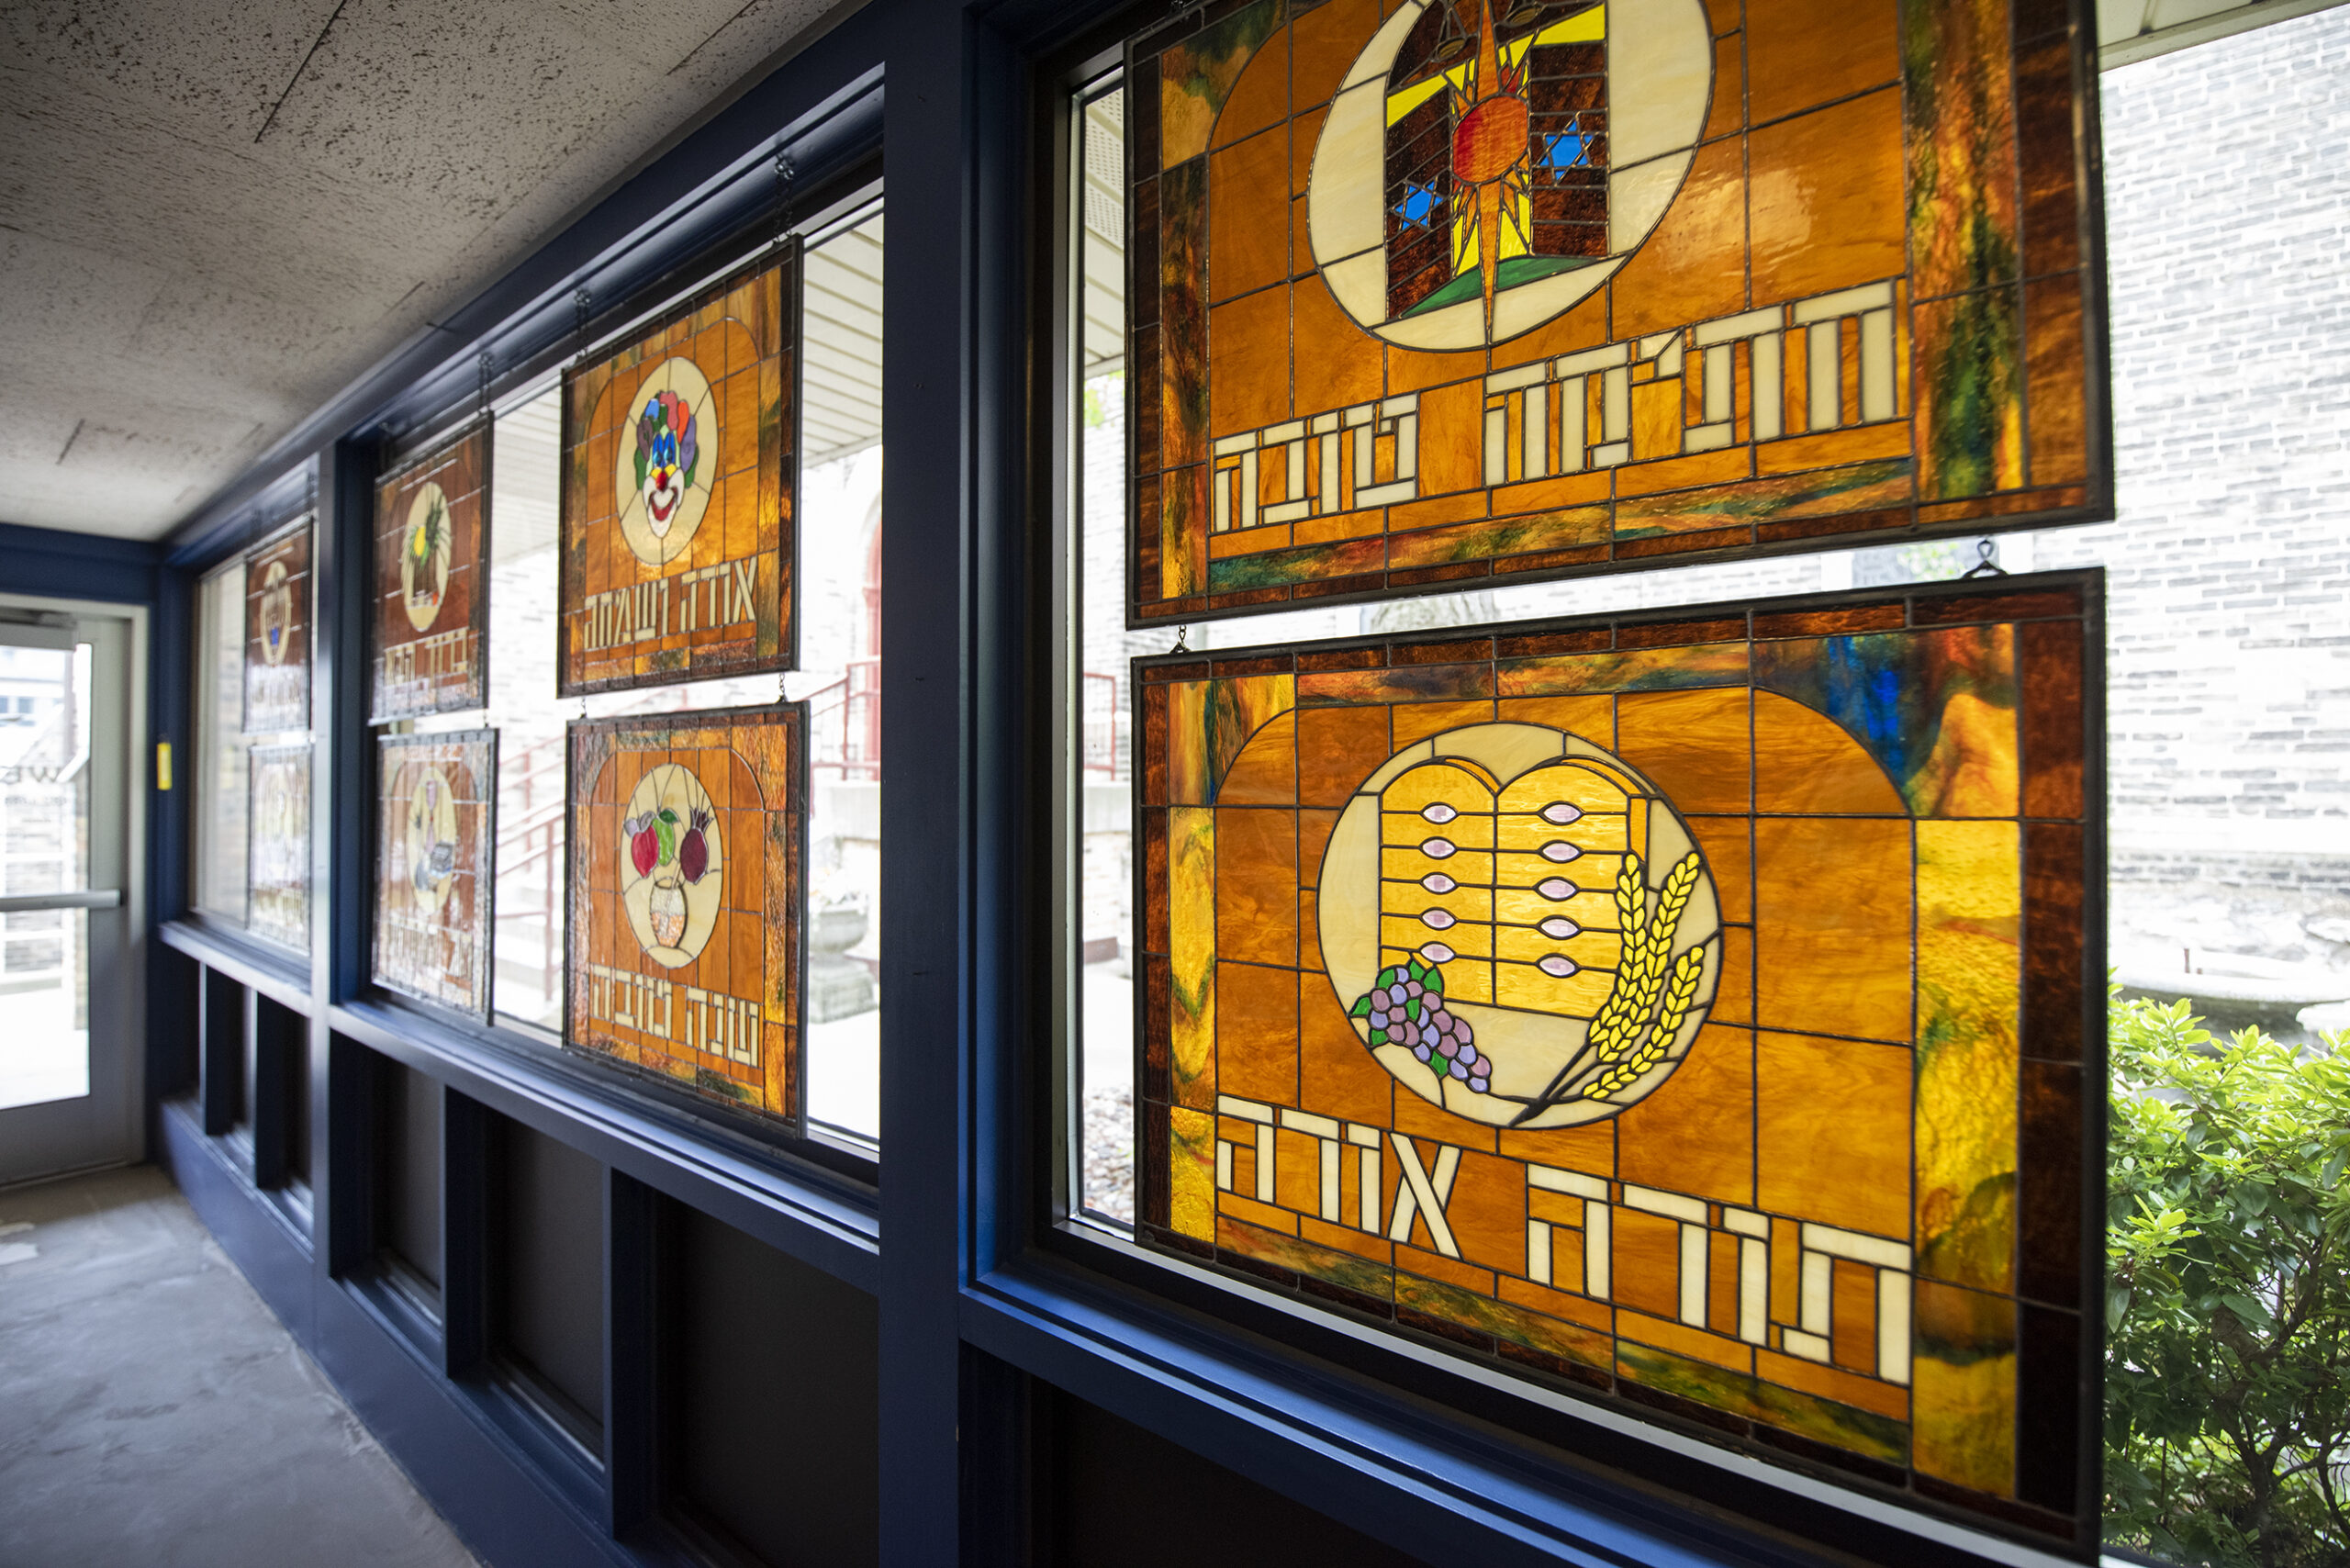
xmin=2105 ymin=995 xmax=2350 ymax=1566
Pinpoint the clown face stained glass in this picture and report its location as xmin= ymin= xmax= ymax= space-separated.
xmin=566 ymin=704 xmax=806 ymax=1128
xmin=558 ymin=245 xmax=800 ymax=695
xmin=1133 ymin=572 xmax=2103 ymax=1551
xmin=1125 ymin=0 xmax=2108 ymax=622
xmin=243 ymin=521 xmax=311 ymax=734
xmin=372 ymin=423 xmax=490 ymax=722
xmin=373 ymin=731 xmax=496 ymax=1018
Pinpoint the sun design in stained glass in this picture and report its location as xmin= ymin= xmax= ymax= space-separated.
xmin=1305 ymin=0 xmax=1714 ymax=349
xmin=1316 ymin=723 xmax=1722 ymax=1128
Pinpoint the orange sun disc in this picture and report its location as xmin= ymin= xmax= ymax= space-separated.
xmin=1451 ymin=94 xmax=1528 ymax=185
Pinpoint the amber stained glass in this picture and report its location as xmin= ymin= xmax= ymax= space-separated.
xmin=243 ymin=521 xmax=311 ymax=734
xmin=371 ymin=422 xmax=490 ymax=722
xmin=373 ymin=730 xmax=496 ymax=1018
xmin=559 ymin=244 xmax=800 ymax=694
xmin=566 ymin=703 xmax=806 ymax=1127
xmin=1133 ymin=571 xmax=2103 ymax=1550
xmin=1126 ymin=0 xmax=2105 ymax=622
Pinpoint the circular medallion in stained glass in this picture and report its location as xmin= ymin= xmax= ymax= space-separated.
xmin=613 ymin=356 xmax=720 ymax=568
xmin=1315 ymin=722 xmax=1720 ymax=1128
xmin=619 ymin=762 xmax=724 ymax=969
xmin=400 ymin=482 xmax=452 ymax=633
xmin=1304 ymin=0 xmax=1713 ymax=350
xmin=405 ymin=766 xmax=459 ymax=917
xmin=258 ymin=559 xmax=293 ymax=665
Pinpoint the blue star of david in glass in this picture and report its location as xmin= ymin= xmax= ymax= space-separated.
xmin=1539 ymin=118 xmax=1595 ymax=179
xmin=1393 ymin=179 xmax=1442 ymax=230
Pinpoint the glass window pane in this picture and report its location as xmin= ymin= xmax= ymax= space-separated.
xmin=488 ymin=213 xmax=884 ymax=1152
xmin=193 ymin=562 xmax=249 ymax=924
xmin=0 ymin=910 xmax=90 ymax=1112
xmin=1077 ymin=86 xmax=1147 ymax=1224
xmin=1073 ymin=8 xmax=2350 ymax=1555
xmin=2087 ymin=15 xmax=2350 ymax=1564
xmin=487 ymin=386 xmax=567 ymax=1031
xmin=790 ymin=209 xmax=885 ymax=1147
xmin=487 ymin=393 xmax=785 ymax=1032
xmin=0 ymin=642 xmax=92 ymax=1109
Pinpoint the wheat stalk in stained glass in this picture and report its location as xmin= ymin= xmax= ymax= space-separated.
xmin=1130 ymin=573 xmax=2105 ymax=1550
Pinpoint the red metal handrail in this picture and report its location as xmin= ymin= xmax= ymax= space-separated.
xmin=491 ymin=812 xmax=564 ymax=1009
xmin=491 ymin=732 xmax=569 ymax=1012
xmin=808 ymin=657 xmax=881 ymax=781
xmin=1080 ymin=670 xmax=1117 ymax=778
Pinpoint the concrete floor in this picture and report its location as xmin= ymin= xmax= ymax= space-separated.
xmin=0 ymin=1164 xmax=479 ymax=1568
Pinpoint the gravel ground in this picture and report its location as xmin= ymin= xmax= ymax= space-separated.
xmin=1081 ymin=1086 xmax=1135 ymax=1224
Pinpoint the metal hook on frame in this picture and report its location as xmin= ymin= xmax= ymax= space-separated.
xmin=1171 ymin=625 xmax=1191 ymax=654
xmin=774 ymin=146 xmax=798 ymax=249
xmin=1959 ymin=538 xmax=2008 ymax=579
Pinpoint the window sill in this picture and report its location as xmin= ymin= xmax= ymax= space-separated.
xmin=330 ymin=995 xmax=880 ymax=1294
xmin=966 ymin=1234 xmax=2094 ymax=1568
xmin=160 ymin=917 xmax=310 ymax=1013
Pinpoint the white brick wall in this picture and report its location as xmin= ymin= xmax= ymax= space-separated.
xmin=2035 ymin=6 xmax=2350 ymax=980
xmin=2038 ymin=5 xmax=2350 ymax=849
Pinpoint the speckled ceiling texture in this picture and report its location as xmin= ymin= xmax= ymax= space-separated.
xmin=0 ymin=0 xmax=853 ymax=540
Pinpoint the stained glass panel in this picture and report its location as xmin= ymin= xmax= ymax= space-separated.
xmin=565 ymin=703 xmax=806 ymax=1127
xmin=372 ymin=422 xmax=490 ymax=722
xmin=559 ymin=245 xmax=800 ymax=695
xmin=242 ymin=521 xmax=311 ymax=735
xmin=1133 ymin=571 xmax=2103 ymax=1550
xmin=1125 ymin=0 xmax=2106 ymax=622
xmin=247 ymin=742 xmax=310 ymax=953
xmin=373 ymin=730 xmax=496 ymax=1018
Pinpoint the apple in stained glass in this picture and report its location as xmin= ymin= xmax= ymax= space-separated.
xmin=678 ymin=808 xmax=711 ymax=883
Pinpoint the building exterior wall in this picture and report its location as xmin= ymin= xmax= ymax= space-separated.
xmin=2040 ymin=6 xmax=2350 ymax=991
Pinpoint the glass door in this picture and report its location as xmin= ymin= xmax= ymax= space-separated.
xmin=0 ymin=610 xmax=136 ymax=1185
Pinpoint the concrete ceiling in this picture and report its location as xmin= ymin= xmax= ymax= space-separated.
xmin=0 ymin=0 xmax=856 ymax=541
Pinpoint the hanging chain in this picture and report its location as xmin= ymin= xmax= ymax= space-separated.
xmin=773 ymin=144 xmax=798 ymax=253
xmin=1172 ymin=624 xmax=1191 ymax=654
xmin=773 ymin=143 xmax=797 ymax=714
xmin=1960 ymin=537 xmax=2008 ymax=578
xmin=476 ymin=349 xmax=494 ymax=425
xmin=572 ymin=286 xmax=593 ymax=364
